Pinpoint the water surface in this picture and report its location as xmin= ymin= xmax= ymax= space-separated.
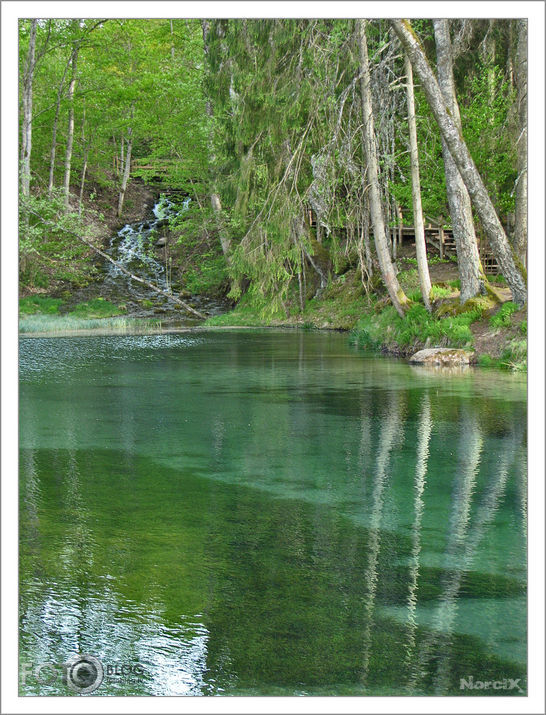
xmin=19 ymin=330 xmax=527 ymax=696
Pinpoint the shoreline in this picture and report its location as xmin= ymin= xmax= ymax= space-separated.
xmin=18 ymin=319 xmax=525 ymax=375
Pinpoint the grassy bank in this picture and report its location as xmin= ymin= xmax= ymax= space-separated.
xmin=19 ymin=296 xmax=162 ymax=336
xmin=205 ymin=268 xmax=527 ymax=371
xmin=19 ymin=314 xmax=164 ymax=335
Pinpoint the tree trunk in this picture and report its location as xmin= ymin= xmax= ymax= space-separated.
xmin=63 ymin=44 xmax=80 ymax=210
xmin=20 ymin=19 xmax=37 ymax=197
xmin=514 ymin=19 xmax=527 ymax=267
xmin=48 ymin=54 xmax=71 ymax=197
xmin=433 ymin=19 xmax=484 ymax=304
xmin=404 ymin=53 xmax=432 ymax=310
xmin=78 ymin=105 xmax=88 ymax=215
xmin=358 ymin=20 xmax=409 ymax=317
xmin=78 ymin=153 xmax=88 ymax=216
xmin=117 ymin=125 xmax=133 ymax=218
xmin=392 ymin=19 xmax=527 ymax=307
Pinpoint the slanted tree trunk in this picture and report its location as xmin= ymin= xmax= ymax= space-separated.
xmin=63 ymin=42 xmax=80 ymax=210
xmin=404 ymin=53 xmax=432 ymax=310
xmin=392 ymin=19 xmax=527 ymax=307
xmin=514 ymin=19 xmax=527 ymax=267
xmin=358 ymin=20 xmax=409 ymax=317
xmin=48 ymin=54 xmax=71 ymax=197
xmin=20 ymin=19 xmax=37 ymax=197
xmin=433 ymin=19 xmax=484 ymax=304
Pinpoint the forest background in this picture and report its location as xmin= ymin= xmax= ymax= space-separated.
xmin=5 ymin=3 xmax=546 ymax=371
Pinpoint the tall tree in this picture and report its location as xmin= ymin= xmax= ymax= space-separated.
xmin=358 ymin=20 xmax=409 ymax=317
xmin=48 ymin=51 xmax=72 ymax=197
xmin=63 ymin=22 xmax=81 ymax=209
xmin=20 ymin=20 xmax=38 ymax=197
xmin=404 ymin=52 xmax=431 ymax=310
xmin=117 ymin=107 xmax=133 ymax=218
xmin=433 ymin=19 xmax=484 ymax=303
xmin=392 ymin=19 xmax=527 ymax=307
xmin=514 ymin=19 xmax=527 ymax=267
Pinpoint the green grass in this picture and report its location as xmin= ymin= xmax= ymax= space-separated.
xmin=19 ymin=296 xmax=64 ymax=314
xmin=68 ymin=298 xmax=127 ymax=318
xmin=19 ymin=314 xmax=162 ymax=334
xmin=351 ymin=302 xmax=482 ymax=351
xmin=477 ymin=337 xmax=527 ymax=372
xmin=205 ymin=294 xmax=278 ymax=327
xmin=488 ymin=274 xmax=507 ymax=284
xmin=489 ymin=301 xmax=519 ymax=328
xmin=430 ymin=284 xmax=454 ymax=300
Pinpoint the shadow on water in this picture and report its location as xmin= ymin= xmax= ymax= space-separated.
xmin=19 ymin=331 xmax=527 ymax=696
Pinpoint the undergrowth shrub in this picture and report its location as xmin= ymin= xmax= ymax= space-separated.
xmin=490 ymin=301 xmax=518 ymax=328
xmin=351 ymin=302 xmax=482 ymax=350
xmin=19 ymin=296 xmax=64 ymax=314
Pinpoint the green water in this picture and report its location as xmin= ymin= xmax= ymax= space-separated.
xmin=19 ymin=329 xmax=527 ymax=696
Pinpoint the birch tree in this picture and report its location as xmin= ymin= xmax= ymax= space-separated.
xmin=404 ymin=53 xmax=432 ymax=310
xmin=48 ymin=52 xmax=71 ymax=197
xmin=358 ymin=20 xmax=410 ymax=317
xmin=433 ymin=19 xmax=484 ymax=303
xmin=63 ymin=26 xmax=80 ymax=210
xmin=392 ymin=19 xmax=527 ymax=307
xmin=20 ymin=20 xmax=38 ymax=197
xmin=117 ymin=108 xmax=133 ymax=218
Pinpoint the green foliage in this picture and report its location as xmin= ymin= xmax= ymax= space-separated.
xmin=520 ymin=319 xmax=527 ymax=335
xmin=205 ymin=293 xmax=277 ymax=326
xmin=460 ymin=63 xmax=516 ymax=215
xmin=19 ymin=296 xmax=64 ymax=314
xmin=182 ymin=254 xmax=227 ymax=295
xmin=489 ymin=301 xmax=518 ymax=328
xmin=19 ymin=191 xmax=99 ymax=289
xmin=488 ymin=273 xmax=507 ymax=284
xmin=430 ymin=285 xmax=454 ymax=300
xmin=69 ymin=298 xmax=126 ymax=318
xmin=478 ymin=338 xmax=527 ymax=372
xmin=397 ymin=269 xmax=420 ymax=295
xmin=20 ymin=17 xmax=521 ymax=324
xmin=352 ymin=301 xmax=483 ymax=351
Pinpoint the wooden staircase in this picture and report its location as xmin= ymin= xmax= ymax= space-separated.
xmin=479 ymin=241 xmax=499 ymax=274
xmin=305 ymin=206 xmax=501 ymax=275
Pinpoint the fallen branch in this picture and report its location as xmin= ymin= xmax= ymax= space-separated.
xmin=26 ymin=210 xmax=206 ymax=319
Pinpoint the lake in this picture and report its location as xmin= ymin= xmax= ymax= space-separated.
xmin=19 ymin=329 xmax=527 ymax=696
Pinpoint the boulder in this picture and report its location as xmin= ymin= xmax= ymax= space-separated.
xmin=409 ymin=347 xmax=473 ymax=366
xmin=155 ymin=236 xmax=168 ymax=247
